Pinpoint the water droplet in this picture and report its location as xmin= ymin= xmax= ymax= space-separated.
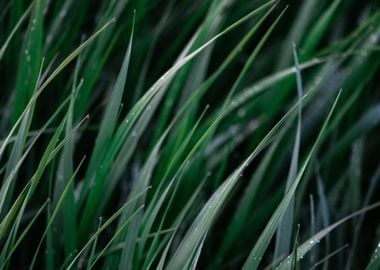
xmin=47 ymin=35 xmax=53 ymax=43
xmin=237 ymin=108 xmax=246 ymax=117
xmin=370 ymin=33 xmax=378 ymax=43
xmin=59 ymin=10 xmax=67 ymax=18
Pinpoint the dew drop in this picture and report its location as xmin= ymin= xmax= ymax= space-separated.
xmin=370 ymin=33 xmax=378 ymax=43
xmin=237 ymin=108 xmax=246 ymax=117
xmin=47 ymin=34 xmax=53 ymax=43
xmin=59 ymin=9 xmax=67 ymax=18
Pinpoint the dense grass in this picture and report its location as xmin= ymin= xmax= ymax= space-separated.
xmin=0 ymin=0 xmax=379 ymax=269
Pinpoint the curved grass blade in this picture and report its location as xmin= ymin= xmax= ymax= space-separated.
xmin=0 ymin=19 xmax=114 ymax=163
xmin=166 ymin=92 xmax=307 ymax=270
xmin=78 ymin=13 xmax=135 ymax=207
xmin=274 ymin=42 xmax=303 ymax=260
xmin=0 ymin=200 xmax=48 ymax=269
xmin=0 ymin=2 xmax=33 ymax=60
xmin=277 ymin=201 xmax=380 ymax=270
xmin=242 ymin=90 xmax=342 ymax=270
xmin=65 ymin=188 xmax=150 ymax=270
xmin=87 ymin=205 xmax=144 ymax=269
xmin=11 ymin=0 xmax=43 ymax=124
xmin=366 ymin=241 xmax=380 ymax=270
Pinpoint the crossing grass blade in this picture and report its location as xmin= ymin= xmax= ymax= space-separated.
xmin=242 ymin=90 xmax=341 ymax=270
xmin=274 ymin=42 xmax=304 ymax=261
xmin=0 ymin=2 xmax=33 ymax=60
xmin=276 ymin=201 xmax=380 ymax=270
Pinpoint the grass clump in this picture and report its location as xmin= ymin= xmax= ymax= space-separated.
xmin=0 ymin=0 xmax=379 ymax=269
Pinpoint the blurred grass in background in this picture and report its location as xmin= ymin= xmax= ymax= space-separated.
xmin=0 ymin=0 xmax=379 ymax=269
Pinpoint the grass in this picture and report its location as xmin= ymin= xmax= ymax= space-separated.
xmin=0 ymin=0 xmax=379 ymax=269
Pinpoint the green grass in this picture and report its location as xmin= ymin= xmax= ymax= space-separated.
xmin=0 ymin=0 xmax=379 ymax=269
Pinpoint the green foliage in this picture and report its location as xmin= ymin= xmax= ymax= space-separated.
xmin=0 ymin=0 xmax=379 ymax=269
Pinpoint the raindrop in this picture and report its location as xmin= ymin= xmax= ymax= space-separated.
xmin=47 ymin=35 xmax=53 ymax=44
xmin=237 ymin=108 xmax=246 ymax=117
xmin=59 ymin=10 xmax=67 ymax=18
xmin=360 ymin=50 xmax=368 ymax=57
xmin=370 ymin=33 xmax=378 ymax=43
